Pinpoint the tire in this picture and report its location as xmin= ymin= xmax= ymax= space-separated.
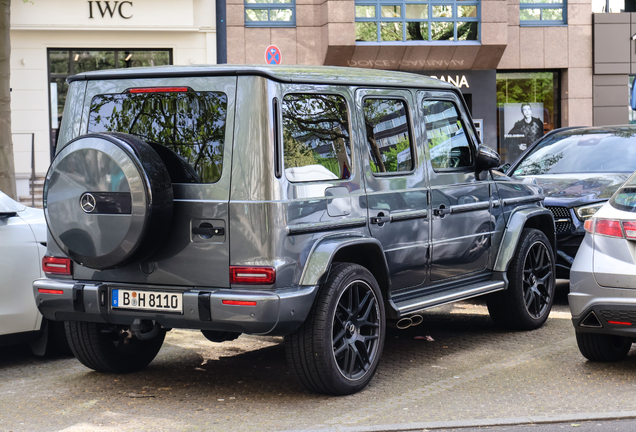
xmin=487 ymin=228 xmax=555 ymax=330
xmin=65 ymin=321 xmax=165 ymax=373
xmin=286 ymin=263 xmax=385 ymax=395
xmin=576 ymin=332 xmax=632 ymax=362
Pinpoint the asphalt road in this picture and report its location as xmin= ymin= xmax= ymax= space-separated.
xmin=2 ymin=283 xmax=636 ymax=432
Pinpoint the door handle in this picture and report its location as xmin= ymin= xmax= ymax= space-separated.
xmin=192 ymin=224 xmax=225 ymax=236
xmin=433 ymin=205 xmax=451 ymax=217
xmin=370 ymin=215 xmax=391 ymax=225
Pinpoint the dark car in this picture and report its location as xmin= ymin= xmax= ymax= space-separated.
xmin=507 ymin=125 xmax=636 ymax=279
xmin=34 ymin=65 xmax=556 ymax=396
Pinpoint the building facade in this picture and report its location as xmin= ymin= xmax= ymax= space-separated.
xmin=10 ymin=0 xmax=217 ymax=202
xmin=227 ymin=0 xmax=593 ymax=163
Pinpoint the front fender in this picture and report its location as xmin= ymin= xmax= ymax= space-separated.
xmin=299 ymin=233 xmax=389 ymax=288
xmin=493 ymin=206 xmax=555 ymax=272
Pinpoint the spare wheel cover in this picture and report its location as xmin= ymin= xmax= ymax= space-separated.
xmin=44 ymin=132 xmax=173 ymax=270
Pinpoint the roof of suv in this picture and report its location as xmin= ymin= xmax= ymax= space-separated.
xmin=67 ymin=64 xmax=453 ymax=89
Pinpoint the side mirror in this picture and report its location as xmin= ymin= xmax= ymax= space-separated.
xmin=476 ymin=144 xmax=500 ymax=171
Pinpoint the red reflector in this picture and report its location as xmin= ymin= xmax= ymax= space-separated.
xmin=595 ymin=220 xmax=623 ymax=238
xmin=38 ymin=288 xmax=64 ymax=295
xmin=623 ymin=221 xmax=636 ymax=239
xmin=584 ymin=219 xmax=594 ymax=234
xmin=222 ymin=300 xmax=257 ymax=306
xmin=229 ymin=266 xmax=276 ymax=284
xmin=128 ymin=87 xmax=188 ymax=93
xmin=608 ymin=320 xmax=632 ymax=326
xmin=42 ymin=256 xmax=72 ymax=275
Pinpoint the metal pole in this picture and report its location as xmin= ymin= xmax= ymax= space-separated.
xmin=30 ymin=133 xmax=35 ymax=207
xmin=216 ymin=0 xmax=227 ymax=64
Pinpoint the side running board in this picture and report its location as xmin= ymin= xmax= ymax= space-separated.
xmin=394 ymin=280 xmax=505 ymax=317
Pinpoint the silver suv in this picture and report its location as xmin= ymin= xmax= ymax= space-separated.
xmin=34 ymin=65 xmax=556 ymax=395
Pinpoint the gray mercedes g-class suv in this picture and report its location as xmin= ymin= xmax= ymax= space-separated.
xmin=34 ymin=65 xmax=556 ymax=395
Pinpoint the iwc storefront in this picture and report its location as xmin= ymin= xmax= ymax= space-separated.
xmin=10 ymin=0 xmax=217 ymax=199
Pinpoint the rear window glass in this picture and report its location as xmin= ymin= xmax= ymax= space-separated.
xmin=282 ymin=94 xmax=352 ymax=182
xmin=88 ymin=90 xmax=228 ymax=183
xmin=611 ymin=187 xmax=636 ymax=212
xmin=611 ymin=172 xmax=636 ymax=212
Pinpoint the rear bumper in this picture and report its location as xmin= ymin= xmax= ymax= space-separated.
xmin=33 ymin=279 xmax=319 ymax=336
xmin=569 ymin=237 xmax=636 ymax=338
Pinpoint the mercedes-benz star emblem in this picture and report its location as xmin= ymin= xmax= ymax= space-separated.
xmin=80 ymin=193 xmax=97 ymax=213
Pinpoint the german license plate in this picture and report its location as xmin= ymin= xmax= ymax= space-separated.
xmin=111 ymin=289 xmax=183 ymax=313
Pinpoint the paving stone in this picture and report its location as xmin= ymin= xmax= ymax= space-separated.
xmin=2 ymin=288 xmax=636 ymax=432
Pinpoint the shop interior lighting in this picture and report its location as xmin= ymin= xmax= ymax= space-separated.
xmin=74 ymin=54 xmax=79 ymax=61
xmin=125 ymin=53 xmax=132 ymax=61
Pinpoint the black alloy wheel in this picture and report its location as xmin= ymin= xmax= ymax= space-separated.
xmin=522 ymin=240 xmax=553 ymax=319
xmin=332 ymin=279 xmax=381 ymax=381
xmin=286 ymin=263 xmax=385 ymax=395
xmin=487 ymin=228 xmax=556 ymax=330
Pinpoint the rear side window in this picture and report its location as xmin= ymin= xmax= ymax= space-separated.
xmin=422 ymin=100 xmax=473 ymax=171
xmin=363 ymin=98 xmax=413 ymax=174
xmin=282 ymin=94 xmax=352 ymax=182
xmin=88 ymin=90 xmax=228 ymax=183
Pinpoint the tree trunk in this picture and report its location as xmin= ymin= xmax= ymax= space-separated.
xmin=0 ymin=0 xmax=14 ymax=199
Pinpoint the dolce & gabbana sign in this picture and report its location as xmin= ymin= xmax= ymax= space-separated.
xmin=88 ymin=1 xmax=133 ymax=19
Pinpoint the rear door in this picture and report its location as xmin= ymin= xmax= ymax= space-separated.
xmin=417 ymin=91 xmax=493 ymax=282
xmin=71 ymin=77 xmax=237 ymax=287
xmin=356 ymin=88 xmax=430 ymax=291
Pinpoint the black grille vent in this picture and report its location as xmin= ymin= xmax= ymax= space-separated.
xmin=547 ymin=206 xmax=572 ymax=234
xmin=600 ymin=309 xmax=636 ymax=325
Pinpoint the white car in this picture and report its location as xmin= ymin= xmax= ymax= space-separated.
xmin=569 ymin=171 xmax=636 ymax=361
xmin=0 ymin=191 xmax=66 ymax=354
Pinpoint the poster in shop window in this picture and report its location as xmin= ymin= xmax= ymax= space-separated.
xmin=501 ymin=102 xmax=544 ymax=163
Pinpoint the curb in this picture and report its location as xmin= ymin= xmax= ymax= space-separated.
xmin=277 ymin=411 xmax=636 ymax=432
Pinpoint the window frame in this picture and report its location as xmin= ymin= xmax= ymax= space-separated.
xmin=519 ymin=0 xmax=567 ymax=26
xmin=420 ymin=95 xmax=477 ymax=173
xmin=245 ymin=0 xmax=296 ymax=27
xmin=362 ymin=95 xmax=417 ymax=177
xmin=354 ymin=0 xmax=480 ymax=44
xmin=280 ymin=90 xmax=355 ymax=183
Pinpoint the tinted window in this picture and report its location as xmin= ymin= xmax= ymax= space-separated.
xmin=611 ymin=171 xmax=636 ymax=212
xmin=363 ymin=98 xmax=413 ymax=173
xmin=512 ymin=131 xmax=636 ymax=176
xmin=282 ymin=94 xmax=352 ymax=182
xmin=422 ymin=100 xmax=473 ymax=170
xmin=88 ymin=91 xmax=228 ymax=183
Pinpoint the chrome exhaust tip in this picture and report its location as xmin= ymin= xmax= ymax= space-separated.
xmin=396 ymin=317 xmax=412 ymax=330
xmin=410 ymin=314 xmax=423 ymax=327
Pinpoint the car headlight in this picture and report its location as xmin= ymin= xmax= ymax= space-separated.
xmin=574 ymin=202 xmax=605 ymax=221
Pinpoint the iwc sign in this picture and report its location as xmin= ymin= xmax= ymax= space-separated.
xmin=88 ymin=1 xmax=133 ymax=19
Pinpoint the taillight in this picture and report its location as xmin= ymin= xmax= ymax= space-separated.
xmin=42 ymin=256 xmax=72 ymax=275
xmin=222 ymin=300 xmax=257 ymax=306
xmin=584 ymin=219 xmax=594 ymax=233
xmin=229 ymin=266 xmax=276 ymax=284
xmin=623 ymin=221 xmax=636 ymax=239
xmin=594 ymin=219 xmax=623 ymax=238
xmin=37 ymin=288 xmax=64 ymax=295
xmin=128 ymin=87 xmax=188 ymax=93
xmin=608 ymin=320 xmax=632 ymax=326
